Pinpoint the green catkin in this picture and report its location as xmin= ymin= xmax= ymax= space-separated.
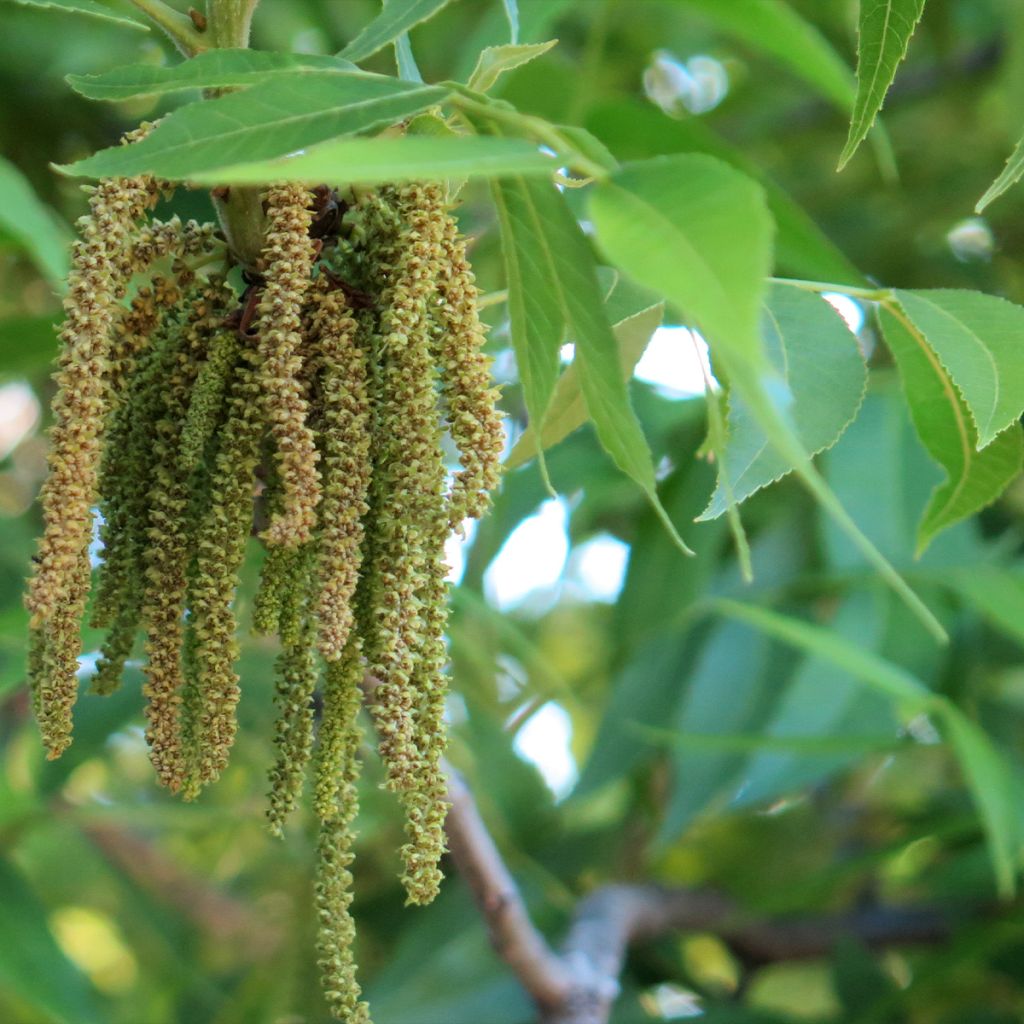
xmin=182 ymin=343 xmax=263 ymax=797
xmin=252 ymin=459 xmax=294 ymax=636
xmin=255 ymin=183 xmax=321 ymax=548
xmin=266 ymin=543 xmax=319 ymax=836
xmin=434 ymin=211 xmax=505 ymax=528
xmin=309 ymin=281 xmax=372 ymax=662
xmin=27 ymin=150 xmax=509 ymax=1019
xmin=24 ymin=174 xmax=165 ymax=752
xmin=141 ymin=283 xmax=231 ymax=791
xmin=314 ymin=649 xmax=369 ymax=1024
xmin=313 ymin=636 xmax=364 ymax=821
xmin=179 ymin=329 xmax=240 ymax=473
xmin=362 ymin=183 xmax=452 ymax=904
xmin=91 ymin=286 xmax=203 ymax=695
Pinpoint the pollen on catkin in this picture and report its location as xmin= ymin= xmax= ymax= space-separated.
xmin=255 ymin=183 xmax=321 ymax=548
xmin=28 ymin=153 xmax=505 ymax=1020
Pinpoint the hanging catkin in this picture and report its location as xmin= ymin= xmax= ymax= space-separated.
xmin=27 ymin=161 xmax=504 ymax=1020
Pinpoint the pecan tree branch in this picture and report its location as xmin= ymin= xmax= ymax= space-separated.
xmin=439 ymin=762 xmax=954 ymax=1024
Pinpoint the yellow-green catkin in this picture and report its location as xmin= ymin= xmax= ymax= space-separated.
xmin=91 ymin=274 xmax=209 ymax=696
xmin=179 ymin=328 xmax=240 ymax=473
xmin=255 ymin=183 xmax=321 ymax=548
xmin=362 ymin=183 xmax=452 ymax=904
xmin=91 ymin=301 xmax=187 ymax=694
xmin=24 ymin=173 xmax=164 ymax=754
xmin=252 ymin=462 xmax=294 ymax=636
xmin=142 ymin=283 xmax=231 ymax=792
xmin=266 ymin=544 xmax=319 ymax=836
xmin=182 ymin=343 xmax=263 ymax=797
xmin=314 ymin=646 xmax=369 ymax=1024
xmin=309 ymin=281 xmax=372 ymax=662
xmin=434 ymin=210 xmax=505 ymax=528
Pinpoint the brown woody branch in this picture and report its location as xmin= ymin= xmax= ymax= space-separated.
xmin=440 ymin=758 xmax=952 ymax=1024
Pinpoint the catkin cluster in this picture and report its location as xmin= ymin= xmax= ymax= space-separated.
xmin=26 ymin=157 xmax=504 ymax=1020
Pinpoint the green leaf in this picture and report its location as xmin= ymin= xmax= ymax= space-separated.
xmin=702 ymin=286 xmax=866 ymax=519
xmin=394 ymin=32 xmax=423 ymax=82
xmin=589 ymin=155 xmax=945 ymax=640
xmin=585 ymin=99 xmax=867 ymax=286
xmin=0 ymin=856 xmax=105 ymax=1024
xmin=520 ymin=177 xmax=691 ymax=549
xmin=976 ymin=133 xmax=1024 ymax=212
xmin=60 ymin=75 xmax=449 ymax=180
xmin=5 ymin=0 xmax=147 ymax=30
xmin=590 ymin=155 xmax=771 ymax=375
xmin=502 ymin=0 xmax=519 ymax=43
xmin=679 ymin=0 xmax=855 ymax=110
xmin=0 ymin=157 xmax=69 ymax=286
xmin=892 ymin=289 xmax=1024 ymax=448
xmin=942 ymin=709 xmax=1020 ymax=898
xmin=0 ymin=315 xmax=59 ymax=375
xmin=66 ymin=49 xmax=359 ymax=101
xmin=738 ymin=591 xmax=898 ymax=807
xmin=505 ymin=275 xmax=663 ymax=468
xmin=189 ymin=135 xmax=555 ymax=187
xmin=821 ymin=379 xmax=989 ymax=572
xmin=659 ymin=618 xmax=779 ymax=841
xmin=711 ymin=599 xmax=935 ymax=709
xmin=838 ymin=0 xmax=927 ymax=169
xmin=713 ymin=597 xmax=1020 ymax=894
xmin=878 ymin=303 xmax=1023 ymax=552
xmin=941 ymin=566 xmax=1024 ymax=647
xmin=491 ymin=176 xmax=568 ymax=489
xmin=340 ymin=0 xmax=454 ymax=63
xmin=467 ymin=39 xmax=557 ymax=93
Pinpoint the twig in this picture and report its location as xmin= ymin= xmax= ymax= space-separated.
xmin=439 ymin=755 xmax=953 ymax=1024
xmin=128 ymin=0 xmax=208 ymax=56
xmin=360 ymin=672 xmax=955 ymax=1023
xmin=444 ymin=767 xmax=575 ymax=1011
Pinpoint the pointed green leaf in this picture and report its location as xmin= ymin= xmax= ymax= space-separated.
xmin=977 ymin=133 xmax=1024 ymax=212
xmin=66 ymin=49 xmax=359 ymax=101
xmin=680 ymin=0 xmax=855 ymax=110
xmin=589 ymin=154 xmax=946 ymax=639
xmin=701 ymin=285 xmax=866 ymax=519
xmin=0 ymin=157 xmax=69 ymax=287
xmin=659 ymin=618 xmax=777 ymax=840
xmin=838 ymin=0 xmax=927 ymax=169
xmin=942 ymin=709 xmax=1019 ymax=897
xmin=394 ymin=32 xmax=423 ymax=82
xmin=878 ymin=303 xmax=1023 ymax=551
xmin=505 ymin=277 xmax=663 ymax=468
xmin=59 ymin=75 xmax=449 ymax=180
xmin=5 ymin=0 xmax=147 ymax=30
xmin=495 ymin=175 xmax=690 ymax=550
xmin=189 ymin=135 xmax=554 ymax=186
xmin=0 ymin=856 xmax=105 ymax=1024
xmin=892 ymin=289 xmax=1024 ymax=448
xmin=586 ymin=99 xmax=867 ymax=286
xmin=340 ymin=0 xmax=454 ymax=63
xmin=712 ymin=599 xmax=935 ymax=708
xmin=491 ymin=176 xmax=565 ymax=486
xmin=714 ymin=598 xmax=1019 ymax=894
xmin=468 ymin=40 xmax=557 ymax=93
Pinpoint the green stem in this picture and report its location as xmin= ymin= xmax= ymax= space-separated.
xmin=770 ymin=276 xmax=892 ymax=304
xmin=205 ymin=0 xmax=259 ymax=48
xmin=204 ymin=0 xmax=265 ymax=269
xmin=129 ymin=0 xmax=208 ymax=55
xmin=449 ymin=90 xmax=610 ymax=180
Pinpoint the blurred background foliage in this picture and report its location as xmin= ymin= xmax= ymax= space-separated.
xmin=2 ymin=1 xmax=1024 ymax=1022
